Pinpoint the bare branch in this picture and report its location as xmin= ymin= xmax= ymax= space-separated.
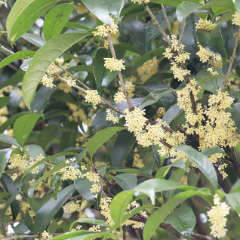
xmin=161 ymin=4 xmax=171 ymax=33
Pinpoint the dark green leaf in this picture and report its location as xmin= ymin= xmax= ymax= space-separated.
xmin=88 ymin=127 xmax=125 ymax=158
xmin=0 ymin=148 xmax=13 ymax=179
xmin=0 ymin=51 xmax=35 ymax=69
xmin=164 ymin=206 xmax=196 ymax=236
xmin=24 ymin=210 xmax=34 ymax=232
xmin=22 ymin=32 xmax=92 ymax=109
xmin=111 ymin=130 xmax=136 ymax=167
xmin=162 ymin=103 xmax=180 ymax=124
xmin=6 ymin=0 xmax=62 ymax=43
xmin=174 ymin=145 xmax=218 ymax=188
xmin=150 ymin=0 xmax=186 ymax=7
xmin=114 ymin=43 xmax=143 ymax=55
xmin=33 ymin=184 xmax=75 ymax=234
xmin=201 ymin=0 xmax=235 ymax=12
xmin=22 ymin=33 xmax=46 ymax=47
xmin=43 ymin=4 xmax=74 ymax=41
xmin=65 ymin=22 xmax=89 ymax=30
xmin=0 ymin=70 xmax=25 ymax=90
xmin=13 ymin=114 xmax=40 ymax=147
xmin=114 ymin=173 xmax=137 ymax=190
xmin=139 ymin=89 xmax=175 ymax=109
xmin=0 ymin=97 xmax=11 ymax=109
xmin=93 ymin=48 xmax=118 ymax=92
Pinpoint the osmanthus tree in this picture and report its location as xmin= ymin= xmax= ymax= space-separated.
xmin=1 ymin=0 xmax=240 ymax=239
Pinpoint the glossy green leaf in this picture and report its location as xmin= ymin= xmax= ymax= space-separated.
xmin=201 ymin=147 xmax=225 ymax=156
xmin=0 ymin=97 xmax=11 ymax=109
xmin=0 ymin=51 xmax=35 ymax=69
xmin=50 ymin=174 xmax=62 ymax=200
xmin=227 ymin=106 xmax=240 ymax=131
xmin=196 ymin=26 xmax=227 ymax=58
xmin=28 ymin=161 xmax=66 ymax=198
xmin=146 ymin=7 xmax=176 ymax=46
xmin=139 ymin=89 xmax=176 ymax=109
xmin=70 ymin=218 xmax=110 ymax=231
xmin=111 ymin=130 xmax=136 ymax=167
xmin=43 ymin=4 xmax=74 ymax=41
xmin=135 ymin=178 xmax=197 ymax=204
xmin=143 ymin=189 xmax=212 ymax=240
xmin=6 ymin=0 xmax=62 ymax=43
xmin=114 ymin=173 xmax=137 ymax=190
xmin=88 ymin=127 xmax=125 ymax=158
xmin=226 ymin=192 xmax=240 ymax=214
xmin=93 ymin=48 xmax=118 ymax=92
xmin=131 ymin=48 xmax=165 ymax=73
xmin=24 ymin=210 xmax=34 ymax=232
xmin=0 ymin=70 xmax=25 ymax=90
xmin=13 ymin=114 xmax=40 ymax=147
xmin=22 ymin=32 xmax=92 ymax=109
xmin=67 ymin=65 xmax=93 ymax=73
xmin=150 ymin=0 xmax=184 ymax=8
xmin=164 ymin=206 xmax=196 ymax=236
xmin=162 ymin=103 xmax=180 ymax=124
xmin=176 ymin=2 xmax=202 ymax=23
xmin=114 ymin=43 xmax=143 ymax=55
xmin=175 ymin=145 xmax=218 ymax=188
xmin=0 ymin=148 xmax=13 ymax=178
xmin=1 ymin=191 xmax=18 ymax=220
xmin=65 ymin=22 xmax=89 ymax=30
xmin=201 ymin=0 xmax=235 ymax=12
xmin=22 ymin=33 xmax=46 ymax=47
xmin=33 ymin=184 xmax=75 ymax=234
xmin=109 ymin=168 xmax=152 ymax=178
xmin=0 ymin=134 xmax=20 ymax=147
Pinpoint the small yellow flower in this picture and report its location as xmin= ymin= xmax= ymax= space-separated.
xmin=196 ymin=18 xmax=216 ymax=31
xmin=104 ymin=58 xmax=125 ymax=72
xmin=85 ymin=90 xmax=101 ymax=106
xmin=232 ymin=11 xmax=240 ymax=26
xmin=114 ymin=92 xmax=126 ymax=103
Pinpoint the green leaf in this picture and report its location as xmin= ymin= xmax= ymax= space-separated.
xmin=135 ymin=178 xmax=197 ymax=204
xmin=28 ymin=161 xmax=66 ymax=198
xmin=164 ymin=206 xmax=196 ymax=236
xmin=111 ymin=130 xmax=136 ymax=167
xmin=0 ymin=134 xmax=20 ymax=147
xmin=109 ymin=168 xmax=152 ymax=178
xmin=33 ymin=184 xmax=75 ymax=234
xmin=150 ymin=0 xmax=185 ymax=7
xmin=93 ymin=48 xmax=118 ymax=92
xmin=201 ymin=147 xmax=225 ymax=156
xmin=6 ymin=0 xmax=62 ymax=43
xmin=114 ymin=173 xmax=137 ymax=190
xmin=1 ymin=191 xmax=18 ymax=220
xmin=13 ymin=114 xmax=40 ymax=147
xmin=22 ymin=33 xmax=46 ymax=47
xmin=37 ymin=124 xmax=60 ymax=151
xmin=176 ymin=2 xmax=202 ymax=23
xmin=70 ymin=218 xmax=110 ymax=231
xmin=196 ymin=26 xmax=227 ymax=58
xmin=0 ymin=148 xmax=13 ymax=178
xmin=174 ymin=145 xmax=218 ymax=188
xmin=67 ymin=65 xmax=93 ymax=73
xmin=131 ymin=48 xmax=165 ymax=73
xmin=143 ymin=190 xmax=212 ymax=240
xmin=0 ymin=97 xmax=11 ymax=109
xmin=88 ymin=127 xmax=125 ymax=158
xmin=227 ymin=106 xmax=240 ymax=131
xmin=43 ymin=4 xmax=74 ymax=41
xmin=24 ymin=210 xmax=34 ymax=232
xmin=236 ymin=0 xmax=240 ymax=13
xmin=201 ymin=0 xmax=235 ymax=12
xmin=226 ymin=192 xmax=240 ymax=214
xmin=114 ymin=43 xmax=143 ymax=55
xmin=110 ymin=190 xmax=135 ymax=229
xmin=139 ymin=89 xmax=176 ymax=109
xmin=0 ymin=70 xmax=25 ymax=90
xmin=65 ymin=22 xmax=90 ymax=30
xmin=0 ymin=51 xmax=35 ymax=69
xmin=22 ymin=32 xmax=92 ymax=109
xmin=162 ymin=103 xmax=180 ymax=124
xmin=146 ymin=6 xmax=176 ymax=45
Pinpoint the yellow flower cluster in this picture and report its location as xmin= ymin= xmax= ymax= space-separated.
xmin=132 ymin=151 xmax=145 ymax=168
xmin=131 ymin=0 xmax=150 ymax=4
xmin=59 ymin=82 xmax=71 ymax=93
xmin=207 ymin=194 xmax=230 ymax=238
xmin=232 ymin=11 xmax=240 ymax=26
xmin=76 ymin=3 xmax=88 ymax=14
xmin=58 ymin=161 xmax=83 ymax=181
xmin=207 ymin=67 xmax=218 ymax=76
xmin=89 ymin=225 xmax=101 ymax=232
xmin=156 ymin=107 xmax=165 ymax=118
xmin=137 ymin=59 xmax=160 ymax=83
xmin=114 ymin=91 xmax=126 ymax=103
xmin=41 ymin=230 xmax=53 ymax=240
xmin=172 ymin=20 xmax=179 ymax=35
xmin=41 ymin=74 xmax=55 ymax=88
xmin=85 ymin=90 xmax=101 ymax=106
xmin=174 ymin=52 xmax=190 ymax=63
xmin=85 ymin=171 xmax=100 ymax=182
xmin=170 ymin=63 xmax=190 ymax=81
xmin=63 ymin=200 xmax=81 ymax=214
xmin=106 ymin=109 xmax=119 ymax=124
xmin=196 ymin=18 xmax=216 ymax=31
xmin=163 ymin=48 xmax=173 ymax=59
xmin=93 ymin=18 xmax=118 ymax=38
xmin=118 ymin=81 xmax=135 ymax=99
xmin=196 ymin=44 xmax=222 ymax=63
xmin=104 ymin=58 xmax=125 ymax=72
xmin=100 ymin=197 xmax=115 ymax=226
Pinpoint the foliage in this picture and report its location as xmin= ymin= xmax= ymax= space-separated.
xmin=1 ymin=0 xmax=240 ymax=240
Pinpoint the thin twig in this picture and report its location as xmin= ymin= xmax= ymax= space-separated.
xmin=161 ymin=4 xmax=171 ymax=34
xmin=222 ymin=26 xmax=240 ymax=91
xmin=178 ymin=18 xmax=186 ymax=46
xmin=107 ymin=33 xmax=134 ymax=110
xmin=66 ymin=194 xmax=82 ymax=203
xmin=144 ymin=3 xmax=171 ymax=46
xmin=0 ymin=45 xmax=14 ymax=54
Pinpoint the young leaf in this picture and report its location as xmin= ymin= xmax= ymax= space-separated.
xmin=0 ymin=51 xmax=35 ymax=69
xmin=93 ymin=48 xmax=118 ymax=92
xmin=174 ymin=145 xmax=218 ymax=188
xmin=33 ymin=184 xmax=75 ymax=234
xmin=13 ymin=114 xmax=40 ymax=147
xmin=43 ymin=4 xmax=74 ymax=41
xmin=22 ymin=32 xmax=92 ymax=109
xmin=0 ymin=148 xmax=13 ymax=178
xmin=88 ymin=127 xmax=125 ymax=158
xmin=6 ymin=0 xmax=62 ymax=43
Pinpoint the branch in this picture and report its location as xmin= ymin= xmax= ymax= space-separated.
xmin=0 ymin=45 xmax=14 ymax=55
xmin=107 ymin=33 xmax=134 ymax=111
xmin=178 ymin=18 xmax=186 ymax=46
xmin=222 ymin=26 xmax=240 ymax=91
xmin=0 ymin=219 xmax=24 ymax=227
xmin=161 ymin=4 xmax=171 ymax=33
